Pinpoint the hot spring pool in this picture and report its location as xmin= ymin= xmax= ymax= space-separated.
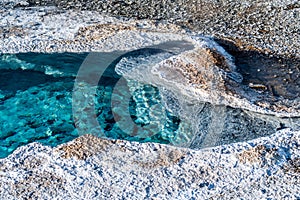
xmin=0 ymin=50 xmax=193 ymax=158
xmin=0 ymin=49 xmax=299 ymax=158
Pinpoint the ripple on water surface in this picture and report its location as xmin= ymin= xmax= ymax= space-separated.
xmin=0 ymin=49 xmax=299 ymax=158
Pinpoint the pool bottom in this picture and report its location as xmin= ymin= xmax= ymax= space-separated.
xmin=1 ymin=52 xmax=299 ymax=158
xmin=0 ymin=68 xmax=188 ymax=158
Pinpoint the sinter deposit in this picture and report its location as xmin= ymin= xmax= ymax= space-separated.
xmin=0 ymin=0 xmax=299 ymax=199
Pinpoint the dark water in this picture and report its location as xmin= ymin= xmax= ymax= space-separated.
xmin=0 ymin=52 xmax=183 ymax=158
xmin=215 ymin=39 xmax=300 ymax=101
xmin=0 ymin=50 xmax=299 ymax=158
xmin=0 ymin=53 xmax=84 ymax=158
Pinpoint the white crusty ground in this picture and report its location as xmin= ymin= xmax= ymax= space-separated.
xmin=0 ymin=2 xmax=299 ymax=199
xmin=1 ymin=0 xmax=299 ymax=57
xmin=1 ymin=5 xmax=299 ymax=118
xmin=0 ymin=5 xmax=188 ymax=53
xmin=0 ymin=129 xmax=299 ymax=199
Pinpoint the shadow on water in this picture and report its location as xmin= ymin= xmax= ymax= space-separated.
xmin=0 ymin=53 xmax=87 ymax=158
xmin=214 ymin=39 xmax=300 ymax=100
xmin=96 ymin=48 xmax=180 ymax=143
xmin=16 ymin=52 xmax=88 ymax=69
xmin=0 ymin=53 xmax=88 ymax=95
xmin=0 ymin=69 xmax=72 ymax=94
xmin=0 ymin=47 xmax=299 ymax=157
xmin=188 ymin=39 xmax=300 ymax=149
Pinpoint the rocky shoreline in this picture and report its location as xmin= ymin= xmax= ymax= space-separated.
xmin=0 ymin=0 xmax=299 ymax=199
xmin=1 ymin=0 xmax=299 ymax=57
xmin=0 ymin=130 xmax=299 ymax=199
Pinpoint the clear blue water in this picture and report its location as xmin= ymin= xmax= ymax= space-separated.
xmin=0 ymin=52 xmax=185 ymax=158
xmin=0 ymin=53 xmax=83 ymax=158
xmin=1 ymin=51 xmax=299 ymax=158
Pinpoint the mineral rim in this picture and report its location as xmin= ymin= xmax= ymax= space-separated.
xmin=0 ymin=0 xmax=299 ymax=199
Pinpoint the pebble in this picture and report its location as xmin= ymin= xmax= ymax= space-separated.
xmin=0 ymin=1 xmax=299 ymax=199
xmin=0 ymin=130 xmax=298 ymax=199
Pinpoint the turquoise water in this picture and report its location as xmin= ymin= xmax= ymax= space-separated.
xmin=0 ymin=53 xmax=83 ymax=158
xmin=1 ymin=51 xmax=299 ymax=158
xmin=0 ymin=52 xmax=185 ymax=158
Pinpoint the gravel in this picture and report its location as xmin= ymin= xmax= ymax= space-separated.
xmin=0 ymin=129 xmax=299 ymax=199
xmin=0 ymin=0 xmax=299 ymax=199
xmin=21 ymin=0 xmax=300 ymax=58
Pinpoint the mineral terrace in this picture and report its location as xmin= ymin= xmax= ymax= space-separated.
xmin=0 ymin=0 xmax=299 ymax=199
